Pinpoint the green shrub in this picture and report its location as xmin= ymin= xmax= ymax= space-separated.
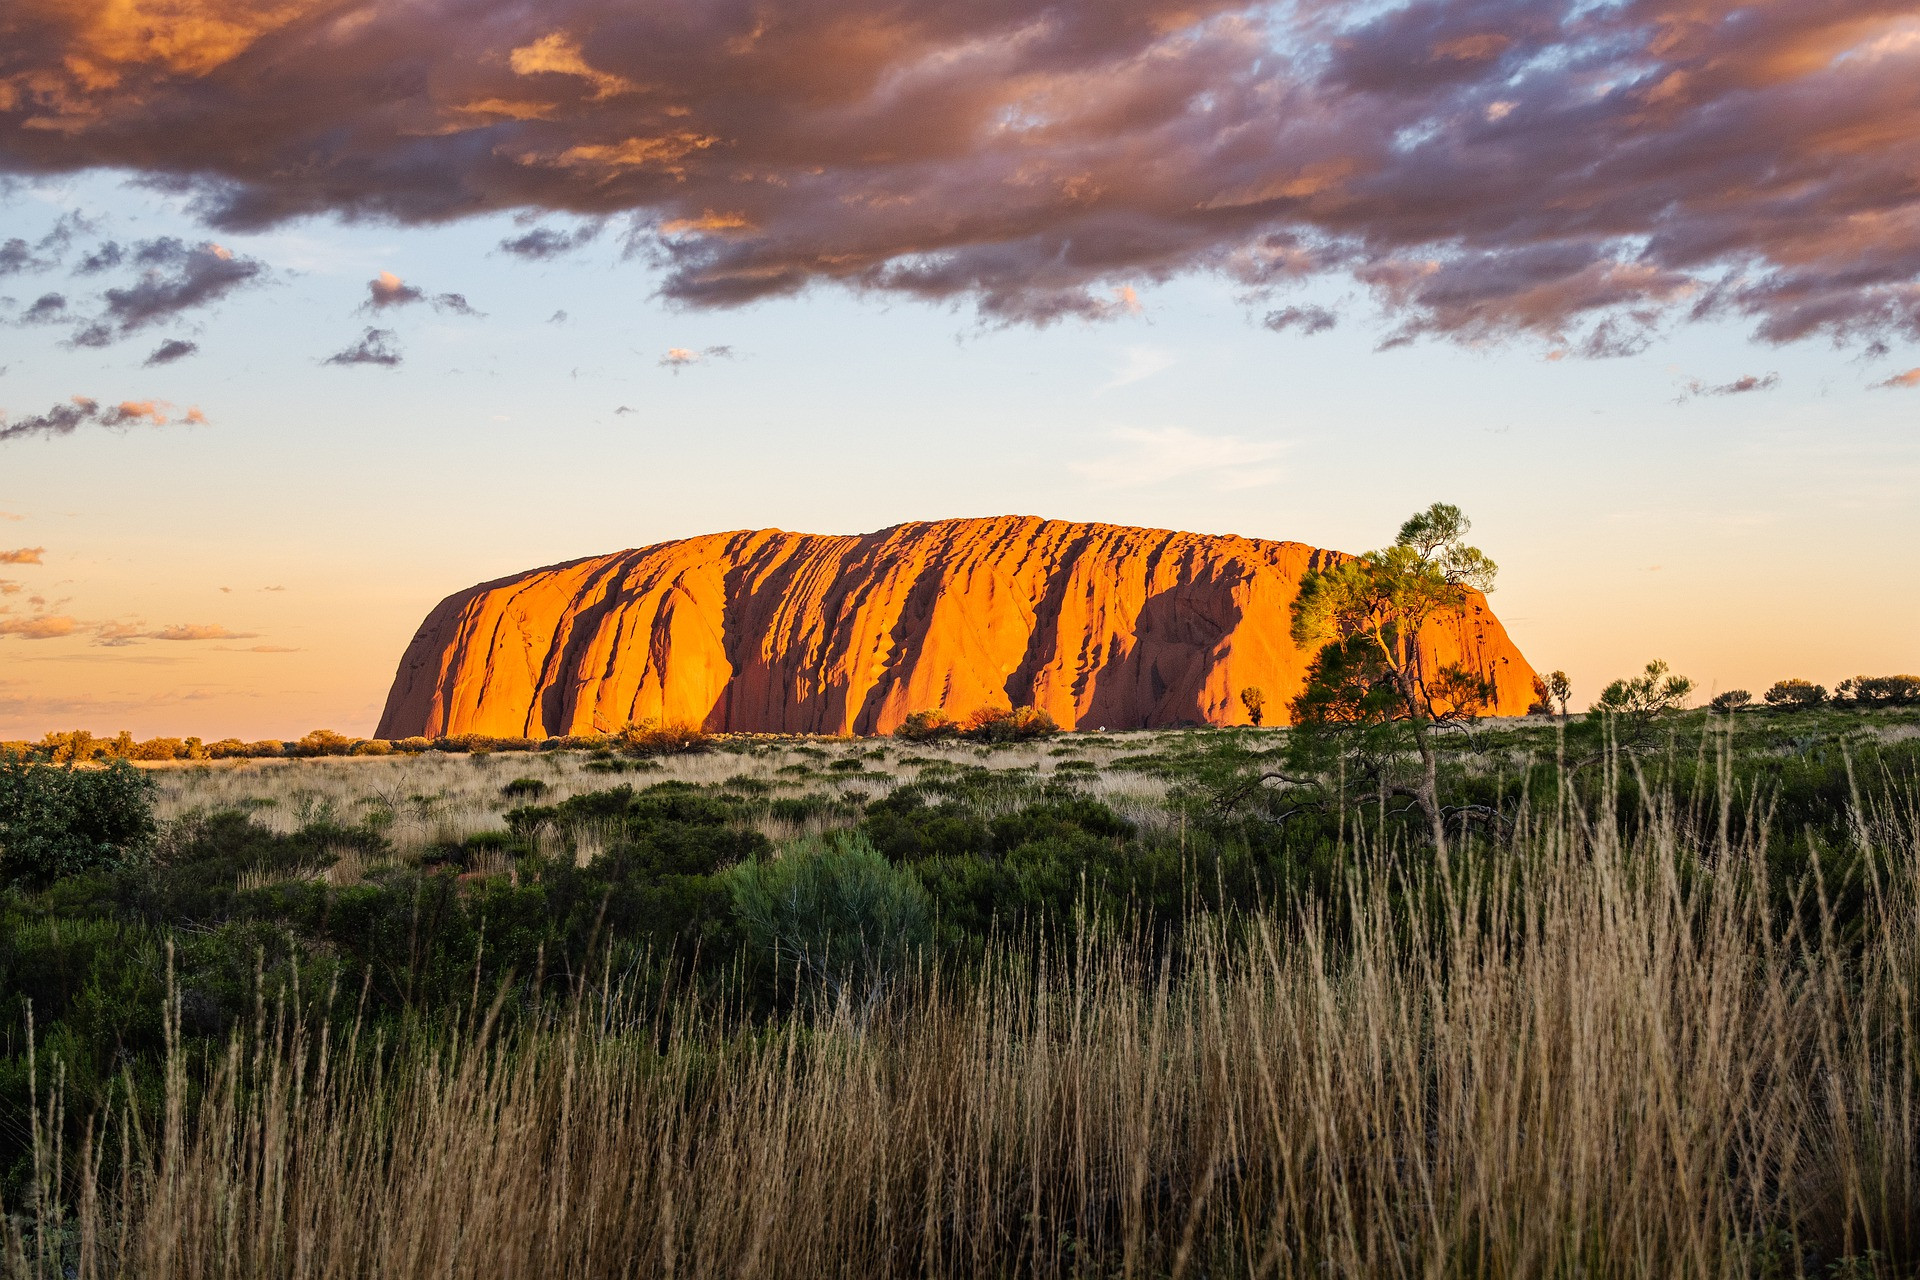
xmin=501 ymin=777 xmax=550 ymax=800
xmin=1763 ymin=679 xmax=1826 ymax=710
xmin=726 ymin=832 xmax=930 ymax=1008
xmin=958 ymin=705 xmax=1060 ymax=744
xmin=1708 ymin=690 xmax=1752 ymax=713
xmin=894 ymin=710 xmax=958 ymax=743
xmin=0 ymin=759 xmax=156 ymax=888
xmin=616 ymin=719 xmax=712 ymax=757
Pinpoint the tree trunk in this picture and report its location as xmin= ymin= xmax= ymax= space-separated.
xmin=1411 ymin=720 xmax=1446 ymax=853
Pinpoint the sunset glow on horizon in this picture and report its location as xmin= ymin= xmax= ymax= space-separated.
xmin=3 ymin=0 xmax=1916 ymax=740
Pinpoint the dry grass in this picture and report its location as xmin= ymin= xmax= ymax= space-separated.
xmin=136 ymin=735 xmax=1187 ymax=857
xmin=6 ymin=774 xmax=1915 ymax=1279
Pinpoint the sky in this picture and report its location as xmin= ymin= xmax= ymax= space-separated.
xmin=1 ymin=0 xmax=1916 ymax=740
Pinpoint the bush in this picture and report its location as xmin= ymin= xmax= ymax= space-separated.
xmin=616 ymin=719 xmax=712 ymax=757
xmin=894 ymin=710 xmax=958 ymax=743
xmin=958 ymin=706 xmax=1060 ymax=744
xmin=0 ymin=759 xmax=156 ymax=888
xmin=1708 ymin=690 xmax=1752 ymax=713
xmin=726 ymin=832 xmax=930 ymax=1008
xmin=1836 ymin=674 xmax=1920 ymax=707
xmin=501 ymin=777 xmax=550 ymax=800
xmin=1763 ymin=679 xmax=1826 ymax=710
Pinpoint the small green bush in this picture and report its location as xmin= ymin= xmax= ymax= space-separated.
xmin=726 ymin=832 xmax=930 ymax=1008
xmin=1763 ymin=679 xmax=1826 ymax=710
xmin=0 ymin=759 xmax=156 ymax=888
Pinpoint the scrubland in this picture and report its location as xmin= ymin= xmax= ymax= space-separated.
xmin=4 ymin=709 xmax=1918 ymax=1277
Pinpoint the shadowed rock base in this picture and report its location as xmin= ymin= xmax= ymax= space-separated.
xmin=376 ymin=516 xmax=1538 ymax=738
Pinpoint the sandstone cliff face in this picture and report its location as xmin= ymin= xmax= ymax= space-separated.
xmin=376 ymin=516 xmax=1538 ymax=739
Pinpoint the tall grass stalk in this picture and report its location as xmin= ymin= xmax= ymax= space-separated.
xmin=5 ymin=774 xmax=1915 ymax=1278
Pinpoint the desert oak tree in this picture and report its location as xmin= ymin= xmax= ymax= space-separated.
xmin=1289 ymin=503 xmax=1498 ymax=850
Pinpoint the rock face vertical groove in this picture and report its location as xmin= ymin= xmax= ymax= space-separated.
xmin=375 ymin=516 xmax=1539 ymax=738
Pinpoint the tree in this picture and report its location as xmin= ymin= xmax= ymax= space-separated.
xmin=1590 ymin=660 xmax=1694 ymax=749
xmin=1547 ymin=670 xmax=1573 ymax=718
xmin=1239 ymin=686 xmax=1267 ymax=726
xmin=1290 ymin=501 xmax=1500 ymax=849
xmin=1835 ymin=675 xmax=1919 ymax=707
xmin=1528 ymin=675 xmax=1554 ymax=717
xmin=1762 ymin=679 xmax=1826 ymax=710
xmin=1707 ymin=689 xmax=1752 ymax=714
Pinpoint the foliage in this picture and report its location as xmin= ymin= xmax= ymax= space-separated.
xmin=1837 ymin=674 xmax=1920 ymax=706
xmin=1289 ymin=502 xmax=1499 ymax=842
xmin=1592 ymin=659 xmax=1694 ymax=716
xmin=615 ymin=719 xmax=713 ymax=757
xmin=1763 ymin=678 xmax=1827 ymax=710
xmin=1546 ymin=669 xmax=1572 ymax=716
xmin=0 ymin=759 xmax=156 ymax=888
xmin=957 ymin=705 xmax=1059 ymax=744
xmin=894 ymin=709 xmax=959 ymax=742
xmin=1239 ymin=686 xmax=1267 ymax=726
xmin=1708 ymin=689 xmax=1753 ymax=713
xmin=726 ymin=831 xmax=930 ymax=1009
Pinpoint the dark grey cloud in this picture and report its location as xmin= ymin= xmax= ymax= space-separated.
xmin=1263 ymin=305 xmax=1338 ymax=336
xmin=500 ymin=223 xmax=605 ymax=260
xmin=144 ymin=338 xmax=200 ymax=366
xmin=1678 ymin=373 xmax=1781 ymax=402
xmin=19 ymin=292 xmax=68 ymax=324
xmin=323 ymin=327 xmax=402 ymax=367
xmin=93 ymin=237 xmax=266 ymax=338
xmin=1 ymin=0 xmax=1918 ymax=350
xmin=0 ymin=396 xmax=201 ymax=442
xmin=75 ymin=242 xmax=125 ymax=274
xmin=362 ymin=270 xmax=481 ymax=315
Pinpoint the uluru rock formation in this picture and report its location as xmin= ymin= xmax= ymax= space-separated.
xmin=377 ymin=516 xmax=1538 ymax=739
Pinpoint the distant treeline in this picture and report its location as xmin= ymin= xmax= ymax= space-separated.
xmin=0 ymin=725 xmax=681 ymax=764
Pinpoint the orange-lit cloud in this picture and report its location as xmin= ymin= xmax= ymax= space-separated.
xmin=93 ymin=620 xmax=261 ymax=646
xmin=0 ymin=397 xmax=204 ymax=441
xmin=362 ymin=270 xmax=479 ymax=315
xmin=659 ymin=345 xmax=733 ymax=370
xmin=2 ymin=0 xmax=1918 ymax=344
xmin=1873 ymin=367 xmax=1920 ymax=388
xmin=0 ymin=547 xmax=46 ymax=564
xmin=0 ymin=615 xmax=79 ymax=639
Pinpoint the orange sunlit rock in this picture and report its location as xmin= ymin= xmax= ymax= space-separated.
xmin=375 ymin=516 xmax=1539 ymax=738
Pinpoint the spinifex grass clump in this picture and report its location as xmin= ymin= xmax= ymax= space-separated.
xmin=4 ymin=765 xmax=1915 ymax=1279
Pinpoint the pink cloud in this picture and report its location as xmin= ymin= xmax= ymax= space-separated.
xmin=2 ymin=0 xmax=1918 ymax=347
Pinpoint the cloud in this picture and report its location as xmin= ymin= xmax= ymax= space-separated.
xmin=0 ymin=581 xmax=20 ymax=595
xmin=549 ymin=310 xmax=568 ymax=324
xmin=0 ymin=615 xmax=79 ymax=639
xmin=145 ymin=623 xmax=259 ymax=641
xmin=4 ymin=0 xmax=1920 ymax=349
xmin=323 ymin=327 xmax=402 ymax=366
xmin=1102 ymin=346 xmax=1176 ymax=390
xmin=499 ymin=223 xmax=604 ymax=260
xmin=0 ymin=397 xmax=205 ymax=442
xmin=0 ymin=511 xmax=22 ymax=520
xmin=659 ymin=344 xmax=732 ymax=370
xmin=0 ymin=547 xmax=45 ymax=564
xmin=1263 ymin=305 xmax=1338 ymax=336
xmin=237 ymin=644 xmax=299 ymax=652
xmin=361 ymin=270 xmax=480 ymax=314
xmin=17 ymin=292 xmax=68 ymax=324
xmin=1872 ymin=367 xmax=1920 ymax=389
xmin=1071 ymin=426 xmax=1289 ymax=490
xmin=87 ymin=238 xmax=266 ymax=340
xmin=613 ymin=404 xmax=635 ymax=414
xmin=91 ymin=621 xmax=260 ymax=647
xmin=1678 ymin=372 xmax=1782 ymax=402
xmin=74 ymin=242 xmax=125 ymax=274
xmin=144 ymin=338 xmax=199 ymax=365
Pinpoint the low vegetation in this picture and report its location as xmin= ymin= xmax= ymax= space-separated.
xmin=0 ymin=692 xmax=1916 ymax=1276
